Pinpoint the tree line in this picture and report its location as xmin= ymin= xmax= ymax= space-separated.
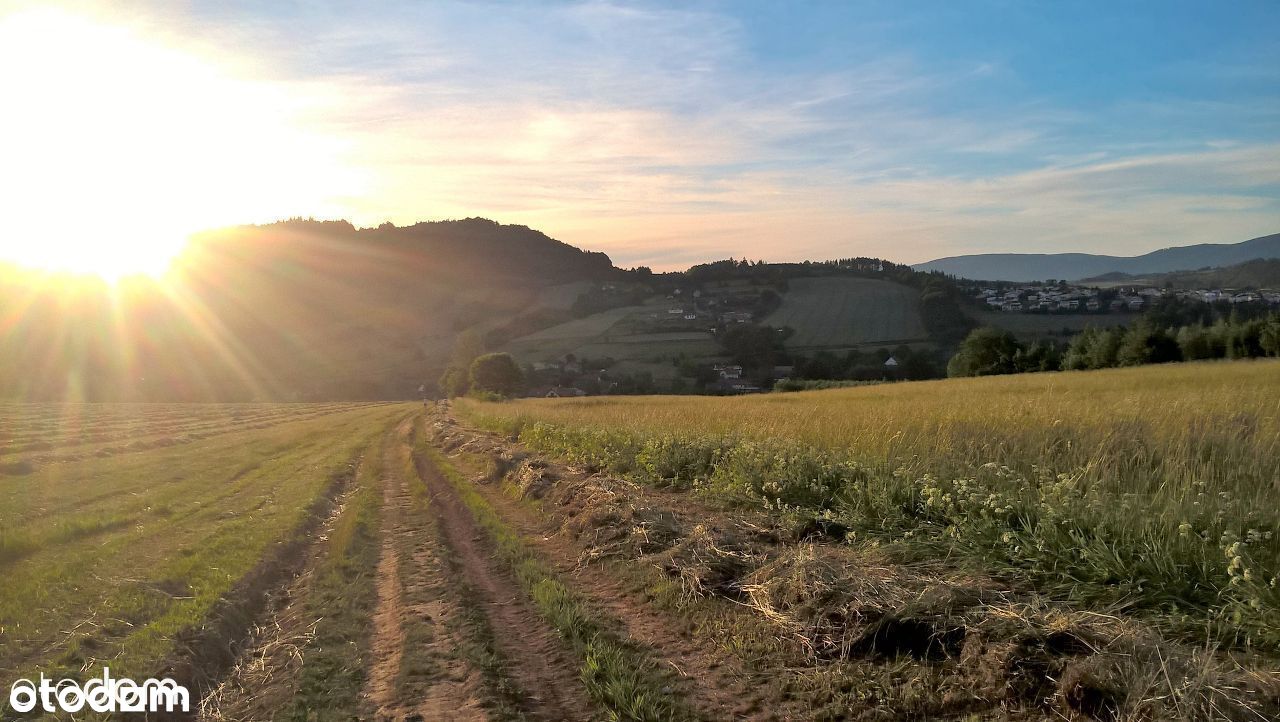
xmin=948 ymin=312 xmax=1280 ymax=377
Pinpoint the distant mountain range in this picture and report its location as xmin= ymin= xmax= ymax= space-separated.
xmin=914 ymin=232 xmax=1280 ymax=282
xmin=1081 ymin=258 xmax=1280 ymax=290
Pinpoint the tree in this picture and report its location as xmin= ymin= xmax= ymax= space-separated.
xmin=1015 ymin=340 xmax=1062 ymax=373
xmin=1062 ymin=327 xmax=1098 ymax=370
xmin=720 ymin=324 xmax=786 ymax=371
xmin=451 ymin=329 xmax=486 ymax=370
xmin=1086 ymin=328 xmax=1124 ymax=369
xmin=1176 ymin=325 xmax=1219 ymax=361
xmin=1261 ymin=316 xmax=1280 ymax=357
xmin=947 ymin=327 xmax=1023 ymax=377
xmin=1117 ymin=321 xmax=1180 ymax=366
xmin=439 ymin=365 xmax=469 ymax=398
xmin=469 ymin=353 xmax=525 ymax=397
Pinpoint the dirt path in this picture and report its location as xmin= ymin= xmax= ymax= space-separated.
xmin=364 ymin=419 xmax=491 ymax=721
xmin=411 ymin=444 xmax=598 ymax=722
xmin=199 ymin=416 xmax=598 ymax=722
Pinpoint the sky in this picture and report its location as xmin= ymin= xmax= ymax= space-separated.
xmin=1 ymin=0 xmax=1278 ymax=271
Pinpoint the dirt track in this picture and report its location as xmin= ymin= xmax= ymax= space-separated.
xmin=368 ymin=419 xmax=595 ymax=721
xmin=202 ymin=416 xmax=601 ymax=722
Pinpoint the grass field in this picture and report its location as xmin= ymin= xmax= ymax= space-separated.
xmin=0 ymin=402 xmax=411 ymax=688
xmin=457 ymin=360 xmax=1280 ymax=651
xmin=5 ymin=365 xmax=1277 ymax=720
xmin=764 ymin=277 xmax=927 ymax=349
xmin=975 ymin=308 xmax=1123 ymax=338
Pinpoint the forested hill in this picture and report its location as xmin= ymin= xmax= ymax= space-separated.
xmin=186 ymin=217 xmax=617 ymax=285
xmin=915 ymin=232 xmax=1280 ymax=281
xmin=0 ymin=218 xmax=620 ymax=402
xmin=1082 ymin=258 xmax=1280 ymax=290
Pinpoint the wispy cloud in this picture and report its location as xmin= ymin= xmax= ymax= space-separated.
xmin=87 ymin=1 xmax=1280 ymax=268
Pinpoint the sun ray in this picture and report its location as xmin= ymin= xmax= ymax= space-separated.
xmin=0 ymin=7 xmax=356 ymax=282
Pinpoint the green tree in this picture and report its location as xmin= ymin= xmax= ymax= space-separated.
xmin=1176 ymin=325 xmax=1217 ymax=361
xmin=720 ymin=324 xmax=785 ymax=371
xmin=1261 ymin=316 xmax=1280 ymax=357
xmin=1062 ymin=327 xmax=1098 ymax=370
xmin=469 ymin=353 xmax=525 ymax=397
xmin=1117 ymin=321 xmax=1180 ymax=366
xmin=451 ymin=328 xmax=486 ymax=370
xmin=946 ymin=327 xmax=1023 ymax=377
xmin=439 ymin=365 xmax=469 ymax=398
xmin=1087 ymin=328 xmax=1124 ymax=369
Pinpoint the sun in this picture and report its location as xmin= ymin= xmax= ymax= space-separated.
xmin=0 ymin=7 xmax=357 ymax=282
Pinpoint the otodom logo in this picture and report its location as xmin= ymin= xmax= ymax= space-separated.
xmin=8 ymin=669 xmax=189 ymax=714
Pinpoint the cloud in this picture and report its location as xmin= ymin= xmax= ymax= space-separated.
xmin=61 ymin=1 xmax=1280 ymax=269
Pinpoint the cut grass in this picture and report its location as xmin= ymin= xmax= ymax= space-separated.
xmin=413 ymin=428 xmax=698 ymax=722
xmin=0 ymin=402 xmax=413 ymax=685
xmin=283 ymin=432 xmax=388 ymax=721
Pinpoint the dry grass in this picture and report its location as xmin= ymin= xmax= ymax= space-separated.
xmin=457 ymin=361 xmax=1280 ymax=650
xmin=438 ymin=402 xmax=1280 ymax=721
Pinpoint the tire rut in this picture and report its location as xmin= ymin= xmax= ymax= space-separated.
xmin=412 ymin=446 xmax=598 ymax=722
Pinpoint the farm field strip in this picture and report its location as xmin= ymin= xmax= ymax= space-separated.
xmin=0 ymin=402 xmax=412 ymax=688
xmin=0 ymin=402 xmax=389 ymax=467
xmin=0 ymin=401 xmax=377 ymax=449
xmin=765 ymin=277 xmax=927 ymax=347
xmin=445 ymin=378 xmax=1280 ymax=722
xmin=456 ymin=360 xmax=1280 ymax=650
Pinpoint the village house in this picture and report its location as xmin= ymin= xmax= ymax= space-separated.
xmin=714 ymin=364 xmax=743 ymax=379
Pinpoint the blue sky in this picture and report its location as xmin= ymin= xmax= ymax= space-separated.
xmin=6 ymin=0 xmax=1279 ymax=269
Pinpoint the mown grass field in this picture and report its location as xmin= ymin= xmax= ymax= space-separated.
xmin=457 ymin=360 xmax=1280 ymax=651
xmin=0 ymin=402 xmax=413 ymax=688
xmin=764 ymin=277 xmax=927 ymax=348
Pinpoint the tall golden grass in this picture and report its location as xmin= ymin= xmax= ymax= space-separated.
xmin=458 ymin=360 xmax=1280 ymax=649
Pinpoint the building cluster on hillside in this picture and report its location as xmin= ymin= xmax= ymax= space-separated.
xmin=1174 ymin=288 xmax=1280 ymax=305
xmin=977 ymin=285 xmax=1105 ymax=313
xmin=975 ymin=283 xmax=1280 ymax=315
xmin=652 ymin=285 xmax=775 ymax=331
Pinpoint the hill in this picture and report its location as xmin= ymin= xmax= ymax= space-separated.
xmin=1081 ymin=257 xmax=1280 ymax=289
xmin=0 ymin=218 xmax=617 ymax=401
xmin=915 ymin=232 xmax=1280 ymax=281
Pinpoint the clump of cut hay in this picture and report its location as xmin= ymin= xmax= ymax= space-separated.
xmin=651 ymin=524 xmax=762 ymax=600
xmin=742 ymin=546 xmax=980 ymax=661
xmin=569 ymin=502 xmax=684 ymax=563
xmin=512 ymin=458 xmax=558 ymax=499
